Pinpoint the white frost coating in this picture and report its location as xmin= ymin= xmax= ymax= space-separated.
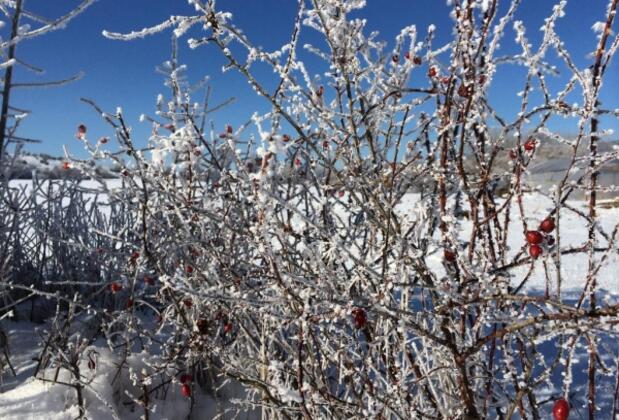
xmin=0 ymin=0 xmax=96 ymax=50
xmin=0 ymin=58 xmax=15 ymax=69
xmin=103 ymin=17 xmax=178 ymax=41
xmin=6 ymin=0 xmax=619 ymax=418
xmin=592 ymin=21 xmax=607 ymax=33
xmin=277 ymin=386 xmax=303 ymax=403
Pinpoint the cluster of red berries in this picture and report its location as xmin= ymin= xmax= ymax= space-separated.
xmin=526 ymin=217 xmax=555 ymax=259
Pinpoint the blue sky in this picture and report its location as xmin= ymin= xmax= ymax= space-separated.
xmin=9 ymin=0 xmax=619 ymax=157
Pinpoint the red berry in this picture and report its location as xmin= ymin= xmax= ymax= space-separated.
xmin=524 ymin=138 xmax=536 ymax=151
xmin=552 ymin=399 xmax=569 ymax=420
xmin=126 ymin=298 xmax=134 ymax=309
xmin=223 ymin=322 xmax=233 ymax=334
xmin=316 ymin=85 xmax=324 ymax=97
xmin=183 ymin=298 xmax=193 ymax=307
xmin=444 ymin=250 xmax=456 ymax=262
xmin=539 ymin=218 xmax=555 ymax=233
xmin=529 ymin=244 xmax=543 ymax=259
xmin=181 ymin=383 xmax=191 ymax=398
xmin=282 ymin=134 xmax=290 ymax=142
xmin=352 ymin=308 xmax=367 ymax=329
xmin=62 ymin=162 xmax=70 ymax=170
xmin=131 ymin=251 xmax=140 ymax=260
xmin=338 ymin=190 xmax=345 ymax=198
xmin=294 ymin=158 xmax=302 ymax=166
xmin=180 ymin=374 xmax=193 ymax=384
xmin=121 ymin=169 xmax=129 ymax=177
xmin=428 ymin=67 xmax=437 ymax=78
xmin=185 ymin=265 xmax=194 ymax=274
xmin=525 ymin=231 xmax=543 ymax=245
xmin=322 ymin=140 xmax=329 ymax=149
xmin=509 ymin=149 xmax=517 ymax=160
xmin=99 ymin=137 xmax=109 ymax=144
xmin=110 ymin=282 xmax=122 ymax=293
xmin=226 ymin=124 xmax=233 ymax=134
xmin=404 ymin=52 xmax=410 ymax=60
xmin=440 ymin=76 xmax=450 ymax=85
xmin=413 ymin=56 xmax=422 ymax=65
xmin=458 ymin=84 xmax=470 ymax=98
xmin=78 ymin=124 xmax=87 ymax=134
xmin=392 ymin=54 xmax=399 ymax=63
xmin=218 ymin=132 xmax=227 ymax=139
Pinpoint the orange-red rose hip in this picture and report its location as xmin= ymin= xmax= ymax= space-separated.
xmin=540 ymin=218 xmax=555 ymax=233
xmin=552 ymin=399 xmax=569 ymax=420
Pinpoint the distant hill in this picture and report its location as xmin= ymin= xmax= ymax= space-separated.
xmin=467 ymin=134 xmax=619 ymax=199
xmin=4 ymin=152 xmax=119 ymax=179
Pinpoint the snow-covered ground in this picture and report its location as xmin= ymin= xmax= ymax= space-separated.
xmin=0 ymin=318 xmax=254 ymax=420
xmin=1 ymin=182 xmax=618 ymax=419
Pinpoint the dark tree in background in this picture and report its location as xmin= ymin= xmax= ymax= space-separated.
xmin=0 ymin=0 xmax=94 ymax=169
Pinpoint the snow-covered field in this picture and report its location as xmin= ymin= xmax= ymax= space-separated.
xmin=1 ymin=181 xmax=619 ymax=419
